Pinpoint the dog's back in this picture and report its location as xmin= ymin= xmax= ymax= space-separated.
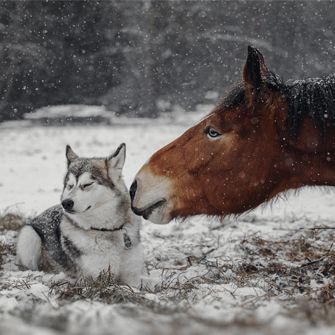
xmin=17 ymin=205 xmax=74 ymax=271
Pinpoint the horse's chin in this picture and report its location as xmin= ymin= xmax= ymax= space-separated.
xmin=144 ymin=203 xmax=171 ymax=224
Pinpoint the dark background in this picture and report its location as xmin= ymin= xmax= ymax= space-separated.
xmin=0 ymin=0 xmax=334 ymax=121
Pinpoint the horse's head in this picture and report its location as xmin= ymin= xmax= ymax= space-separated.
xmin=130 ymin=46 xmax=291 ymax=224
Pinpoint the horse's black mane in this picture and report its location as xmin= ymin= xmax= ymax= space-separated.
xmin=285 ymin=75 xmax=335 ymax=137
xmin=222 ymin=72 xmax=335 ymax=138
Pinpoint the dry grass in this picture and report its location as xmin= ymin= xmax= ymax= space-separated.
xmin=0 ymin=213 xmax=24 ymax=231
xmin=0 ymin=213 xmax=23 ymax=268
xmin=49 ymin=269 xmax=176 ymax=313
xmin=0 ymin=242 xmax=15 ymax=269
xmin=231 ymin=228 xmax=335 ymax=324
xmin=50 ymin=269 xmax=136 ymax=303
xmin=1 ymin=211 xmax=335 ymax=328
xmin=144 ymin=225 xmax=335 ymax=325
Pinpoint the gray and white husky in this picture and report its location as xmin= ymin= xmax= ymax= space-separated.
xmin=17 ymin=143 xmax=143 ymax=287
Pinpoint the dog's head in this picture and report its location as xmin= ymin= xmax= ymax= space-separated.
xmin=61 ymin=143 xmax=128 ymax=229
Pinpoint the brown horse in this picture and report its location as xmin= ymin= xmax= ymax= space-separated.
xmin=130 ymin=46 xmax=335 ymax=224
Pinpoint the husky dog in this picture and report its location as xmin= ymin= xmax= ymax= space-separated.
xmin=17 ymin=144 xmax=143 ymax=287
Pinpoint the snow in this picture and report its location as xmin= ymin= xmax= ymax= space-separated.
xmin=24 ymin=105 xmax=109 ymax=120
xmin=0 ymin=107 xmax=335 ymax=334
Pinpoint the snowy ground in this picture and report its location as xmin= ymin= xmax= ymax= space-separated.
xmin=0 ymin=110 xmax=335 ymax=335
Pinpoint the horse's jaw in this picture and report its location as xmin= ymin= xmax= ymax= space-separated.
xmin=144 ymin=201 xmax=171 ymax=224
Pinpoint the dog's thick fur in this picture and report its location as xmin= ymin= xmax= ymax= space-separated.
xmin=17 ymin=144 xmax=143 ymax=287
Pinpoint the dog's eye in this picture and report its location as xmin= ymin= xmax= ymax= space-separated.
xmin=67 ymin=184 xmax=74 ymax=190
xmin=82 ymin=182 xmax=94 ymax=189
xmin=205 ymin=126 xmax=222 ymax=139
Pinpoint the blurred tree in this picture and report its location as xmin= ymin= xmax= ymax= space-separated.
xmin=0 ymin=0 xmax=334 ymax=121
xmin=0 ymin=0 xmax=123 ymax=120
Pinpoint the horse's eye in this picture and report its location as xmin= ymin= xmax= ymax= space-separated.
xmin=205 ymin=127 xmax=222 ymax=139
xmin=82 ymin=182 xmax=94 ymax=189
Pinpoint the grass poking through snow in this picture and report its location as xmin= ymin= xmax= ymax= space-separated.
xmin=0 ymin=213 xmax=24 ymax=231
xmin=1 ymin=212 xmax=335 ymax=333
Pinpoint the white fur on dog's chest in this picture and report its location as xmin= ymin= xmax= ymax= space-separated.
xmin=61 ymin=220 xmax=124 ymax=277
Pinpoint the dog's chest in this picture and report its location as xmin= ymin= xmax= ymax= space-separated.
xmin=60 ymin=221 xmax=124 ymax=268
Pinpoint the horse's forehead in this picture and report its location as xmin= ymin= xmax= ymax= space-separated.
xmin=202 ymin=110 xmax=225 ymax=127
xmin=184 ymin=118 xmax=209 ymax=138
xmin=175 ymin=113 xmax=224 ymax=144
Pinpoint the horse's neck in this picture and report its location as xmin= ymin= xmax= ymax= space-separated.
xmin=279 ymin=145 xmax=335 ymax=191
xmin=284 ymin=117 xmax=335 ymax=154
xmin=268 ymin=149 xmax=335 ymax=200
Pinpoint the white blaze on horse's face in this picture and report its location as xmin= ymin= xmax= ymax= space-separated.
xmin=131 ymin=167 xmax=173 ymax=224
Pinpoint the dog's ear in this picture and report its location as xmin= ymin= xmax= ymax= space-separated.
xmin=66 ymin=145 xmax=78 ymax=166
xmin=107 ymin=143 xmax=126 ymax=179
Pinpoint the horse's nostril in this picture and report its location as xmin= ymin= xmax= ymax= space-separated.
xmin=129 ymin=180 xmax=137 ymax=201
xmin=62 ymin=199 xmax=74 ymax=211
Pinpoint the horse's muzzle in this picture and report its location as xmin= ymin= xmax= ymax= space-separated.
xmin=130 ymin=168 xmax=173 ymax=223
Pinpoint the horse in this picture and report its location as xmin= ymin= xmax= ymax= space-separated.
xmin=130 ymin=46 xmax=335 ymax=224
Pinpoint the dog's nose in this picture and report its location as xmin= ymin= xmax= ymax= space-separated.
xmin=62 ymin=199 xmax=74 ymax=211
xmin=129 ymin=180 xmax=137 ymax=202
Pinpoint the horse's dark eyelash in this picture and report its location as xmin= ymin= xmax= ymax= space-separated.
xmin=204 ymin=126 xmax=211 ymax=134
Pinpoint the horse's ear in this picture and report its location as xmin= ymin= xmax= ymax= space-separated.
xmin=243 ymin=46 xmax=269 ymax=93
